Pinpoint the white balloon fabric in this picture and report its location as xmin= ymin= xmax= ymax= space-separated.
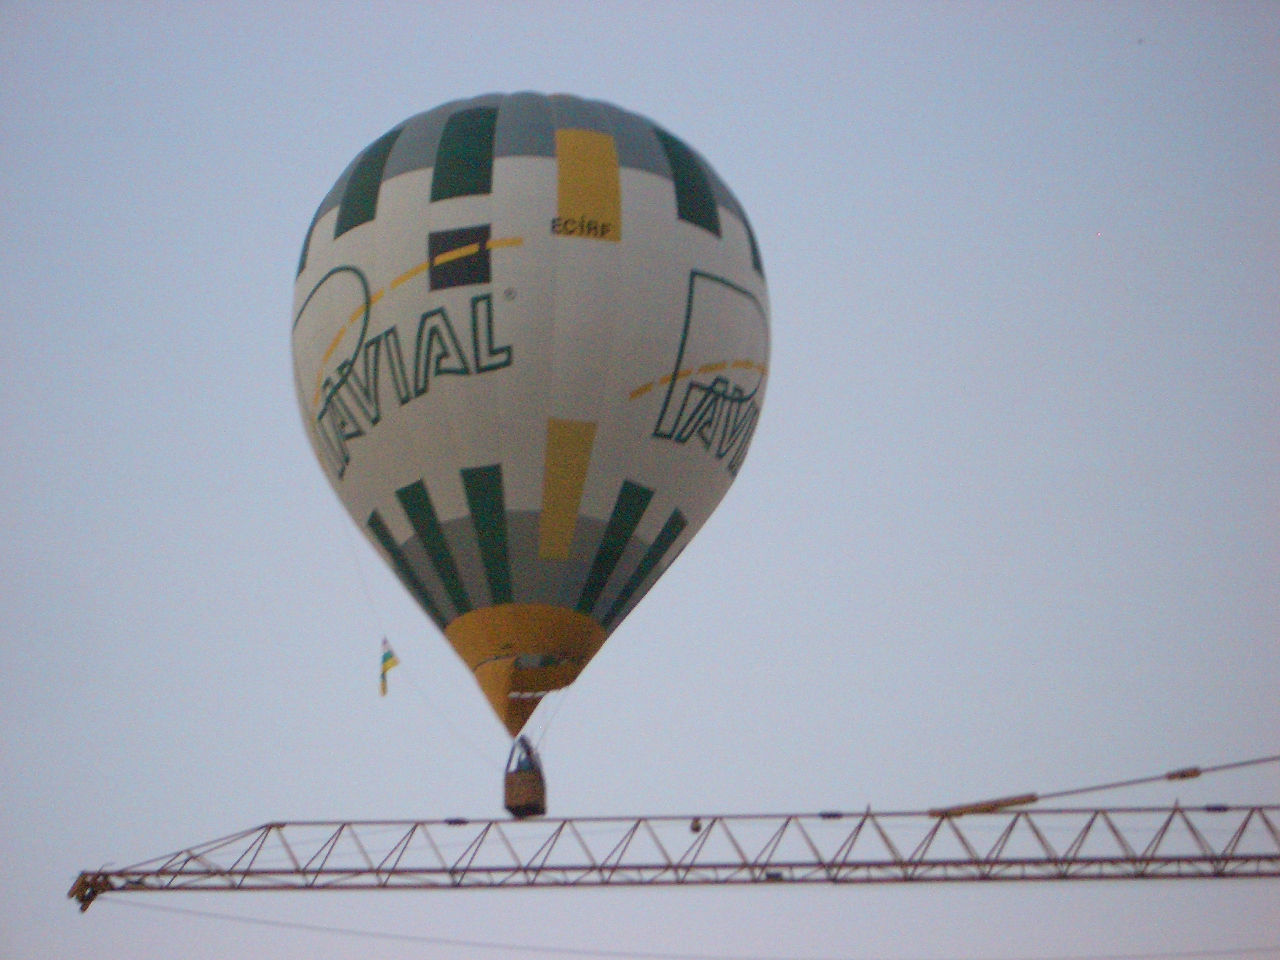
xmin=292 ymin=93 xmax=769 ymax=734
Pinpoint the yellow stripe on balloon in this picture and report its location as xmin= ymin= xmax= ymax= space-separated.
xmin=538 ymin=418 xmax=597 ymax=560
xmin=312 ymin=289 xmax=385 ymax=405
xmin=556 ymin=130 xmax=621 ymax=243
xmin=626 ymin=359 xmax=766 ymax=402
xmin=309 ymin=240 xmax=523 ymax=407
xmin=432 ymin=243 xmax=481 ymax=266
xmin=391 ymin=261 xmax=429 ymax=289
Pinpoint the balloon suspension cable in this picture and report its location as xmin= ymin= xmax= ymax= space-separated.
xmin=400 ymin=662 xmax=504 ymax=770
xmin=532 ymin=684 xmax=577 ymax=751
xmin=928 ymin=752 xmax=1280 ymax=817
xmin=338 ymin=520 xmax=501 ymax=770
xmin=338 ymin=519 xmax=390 ymax=638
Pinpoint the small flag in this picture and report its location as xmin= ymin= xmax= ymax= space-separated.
xmin=380 ymin=638 xmax=400 ymax=696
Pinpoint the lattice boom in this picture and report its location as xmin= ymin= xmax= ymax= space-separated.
xmin=70 ymin=806 xmax=1280 ymax=909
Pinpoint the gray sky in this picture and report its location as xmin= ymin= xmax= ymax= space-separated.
xmin=2 ymin=2 xmax=1277 ymax=957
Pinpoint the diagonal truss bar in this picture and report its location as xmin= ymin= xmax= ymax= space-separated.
xmin=70 ymin=805 xmax=1280 ymax=910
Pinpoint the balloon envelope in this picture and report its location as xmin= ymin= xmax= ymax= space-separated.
xmin=292 ymin=93 xmax=769 ymax=734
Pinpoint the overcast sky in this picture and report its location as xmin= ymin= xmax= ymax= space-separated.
xmin=2 ymin=3 xmax=1277 ymax=958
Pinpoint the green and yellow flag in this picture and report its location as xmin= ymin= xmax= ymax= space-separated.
xmin=380 ymin=638 xmax=400 ymax=696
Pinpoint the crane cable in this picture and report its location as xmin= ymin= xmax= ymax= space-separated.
xmin=96 ymin=900 xmax=1280 ymax=960
xmin=928 ymin=753 xmax=1280 ymax=817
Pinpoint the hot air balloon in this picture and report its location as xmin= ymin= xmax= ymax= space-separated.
xmin=291 ymin=93 xmax=769 ymax=809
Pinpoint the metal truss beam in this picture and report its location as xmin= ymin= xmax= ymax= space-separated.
xmin=70 ymin=805 xmax=1280 ymax=910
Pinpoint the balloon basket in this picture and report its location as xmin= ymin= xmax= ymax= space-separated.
xmin=504 ymin=735 xmax=547 ymax=819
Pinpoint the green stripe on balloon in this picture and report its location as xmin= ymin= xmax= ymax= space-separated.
xmin=367 ymin=509 xmax=447 ymax=630
xmin=653 ymin=128 xmax=720 ymax=237
xmin=602 ymin=508 xmax=687 ymax=629
xmin=296 ymin=204 xmax=322 ymax=277
xmin=461 ymin=465 xmax=513 ymax=605
xmin=335 ymin=126 xmax=404 ymax=238
xmin=432 ymin=107 xmax=498 ymax=201
xmin=743 ymin=215 xmax=764 ymax=275
xmin=577 ymin=480 xmax=654 ymax=616
xmin=395 ymin=480 xmax=472 ymax=616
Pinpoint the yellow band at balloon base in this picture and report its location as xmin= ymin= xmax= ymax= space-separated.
xmin=445 ymin=604 xmax=608 ymax=736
